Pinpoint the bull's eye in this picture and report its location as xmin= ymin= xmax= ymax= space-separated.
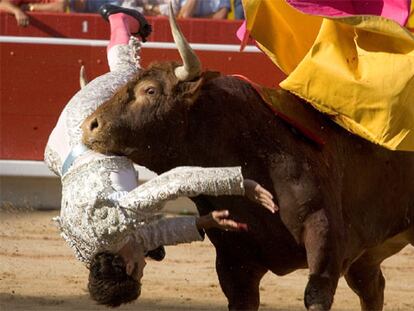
xmin=145 ymin=87 xmax=156 ymax=95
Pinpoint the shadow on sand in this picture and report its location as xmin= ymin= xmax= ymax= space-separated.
xmin=0 ymin=293 xmax=311 ymax=311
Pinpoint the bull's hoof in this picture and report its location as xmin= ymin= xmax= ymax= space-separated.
xmin=304 ymin=275 xmax=333 ymax=310
xmin=308 ymin=304 xmax=328 ymax=311
xmin=98 ymin=4 xmax=152 ymax=41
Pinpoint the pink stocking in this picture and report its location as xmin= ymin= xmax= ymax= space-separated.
xmin=107 ymin=13 xmax=140 ymax=50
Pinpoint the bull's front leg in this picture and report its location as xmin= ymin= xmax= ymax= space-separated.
xmin=272 ymin=155 xmax=343 ymax=310
xmin=193 ymin=197 xmax=268 ymax=310
xmin=215 ymin=241 xmax=267 ymax=310
xmin=302 ymin=209 xmax=342 ymax=311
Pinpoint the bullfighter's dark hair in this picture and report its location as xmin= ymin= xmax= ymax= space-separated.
xmin=88 ymin=252 xmax=140 ymax=307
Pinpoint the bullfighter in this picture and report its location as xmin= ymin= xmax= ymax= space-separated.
xmin=44 ymin=4 xmax=276 ymax=307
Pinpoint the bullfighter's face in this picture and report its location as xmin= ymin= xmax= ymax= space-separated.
xmin=118 ymin=238 xmax=146 ymax=284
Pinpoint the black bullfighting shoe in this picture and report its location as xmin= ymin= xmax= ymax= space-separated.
xmin=99 ymin=4 xmax=152 ymax=42
xmin=145 ymin=246 xmax=166 ymax=261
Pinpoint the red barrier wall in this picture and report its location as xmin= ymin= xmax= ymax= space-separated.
xmin=0 ymin=12 xmax=285 ymax=161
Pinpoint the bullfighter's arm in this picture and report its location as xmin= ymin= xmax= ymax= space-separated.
xmin=118 ymin=166 xmax=245 ymax=214
xmin=133 ymin=216 xmax=204 ymax=253
xmin=132 ymin=210 xmax=247 ymax=252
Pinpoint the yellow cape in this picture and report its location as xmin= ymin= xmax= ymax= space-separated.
xmin=243 ymin=0 xmax=414 ymax=151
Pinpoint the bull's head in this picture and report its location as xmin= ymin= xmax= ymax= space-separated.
xmin=82 ymin=5 xmax=215 ymax=158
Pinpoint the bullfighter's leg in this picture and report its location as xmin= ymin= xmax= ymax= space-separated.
xmin=215 ymin=246 xmax=267 ymax=311
xmin=44 ymin=11 xmax=143 ymax=168
xmin=302 ymin=209 xmax=342 ymax=311
xmin=345 ymin=229 xmax=412 ymax=311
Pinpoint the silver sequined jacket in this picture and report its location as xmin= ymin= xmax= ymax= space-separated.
xmin=54 ymin=163 xmax=244 ymax=265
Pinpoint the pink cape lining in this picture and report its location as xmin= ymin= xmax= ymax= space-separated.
xmin=237 ymin=0 xmax=412 ymax=45
xmin=286 ymin=0 xmax=411 ymax=26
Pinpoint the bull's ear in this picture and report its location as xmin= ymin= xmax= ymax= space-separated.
xmin=178 ymin=78 xmax=204 ymax=104
xmin=178 ymin=71 xmax=220 ymax=105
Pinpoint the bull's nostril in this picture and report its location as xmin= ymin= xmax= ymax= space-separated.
xmin=90 ymin=118 xmax=99 ymax=131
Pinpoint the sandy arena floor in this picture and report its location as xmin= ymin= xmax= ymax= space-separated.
xmin=0 ymin=209 xmax=413 ymax=311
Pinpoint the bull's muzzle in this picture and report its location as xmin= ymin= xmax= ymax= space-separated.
xmin=88 ymin=117 xmax=100 ymax=132
xmin=82 ymin=116 xmax=102 ymax=147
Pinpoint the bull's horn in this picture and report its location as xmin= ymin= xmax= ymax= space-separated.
xmin=168 ymin=2 xmax=201 ymax=81
xmin=80 ymin=65 xmax=88 ymax=89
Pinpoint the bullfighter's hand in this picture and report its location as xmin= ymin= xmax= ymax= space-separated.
xmin=196 ymin=210 xmax=248 ymax=232
xmin=243 ymin=179 xmax=278 ymax=213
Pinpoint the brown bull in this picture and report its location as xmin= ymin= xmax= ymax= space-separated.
xmin=81 ymin=10 xmax=414 ymax=311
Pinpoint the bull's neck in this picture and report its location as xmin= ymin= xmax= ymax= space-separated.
xmin=132 ymin=77 xmax=320 ymax=174
xmin=182 ymin=80 xmax=295 ymax=168
xmin=130 ymin=135 xmax=187 ymax=174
